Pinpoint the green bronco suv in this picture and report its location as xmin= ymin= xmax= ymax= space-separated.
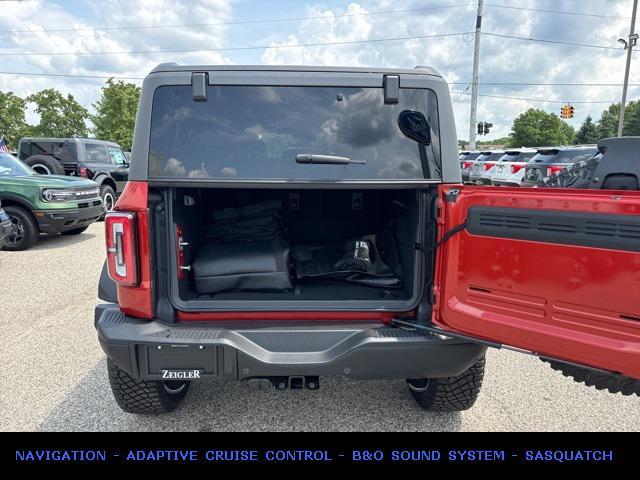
xmin=0 ymin=152 xmax=103 ymax=250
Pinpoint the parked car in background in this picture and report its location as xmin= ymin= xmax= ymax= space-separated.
xmin=469 ymin=150 xmax=505 ymax=185
xmin=0 ymin=152 xmax=103 ymax=250
xmin=520 ymin=145 xmax=597 ymax=187
xmin=537 ymin=137 xmax=638 ymax=190
xmin=0 ymin=199 xmax=11 ymax=246
xmin=491 ymin=148 xmax=537 ymax=186
xmin=459 ymin=150 xmax=480 ymax=183
xmin=18 ymin=137 xmax=129 ymax=212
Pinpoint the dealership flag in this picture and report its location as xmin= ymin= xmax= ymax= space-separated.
xmin=0 ymin=136 xmax=9 ymax=153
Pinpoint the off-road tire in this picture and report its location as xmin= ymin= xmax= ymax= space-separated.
xmin=99 ymin=184 xmax=116 ymax=220
xmin=61 ymin=226 xmax=89 ymax=235
xmin=407 ymin=355 xmax=485 ymax=412
xmin=24 ymin=155 xmax=65 ymax=175
xmin=107 ymin=358 xmax=190 ymax=414
xmin=2 ymin=206 xmax=38 ymax=251
xmin=543 ymin=359 xmax=640 ymax=396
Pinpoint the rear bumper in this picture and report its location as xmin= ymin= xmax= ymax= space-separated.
xmin=519 ymin=181 xmax=537 ymax=188
xmin=469 ymin=175 xmax=492 ymax=185
xmin=95 ymin=304 xmax=486 ymax=381
xmin=35 ymin=203 xmax=104 ymax=234
xmin=491 ymin=179 xmax=520 ymax=187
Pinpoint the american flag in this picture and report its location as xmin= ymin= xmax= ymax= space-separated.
xmin=0 ymin=136 xmax=10 ymax=153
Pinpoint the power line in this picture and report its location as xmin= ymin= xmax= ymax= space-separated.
xmin=452 ymin=83 xmax=472 ymax=103
xmin=0 ymin=30 xmax=626 ymax=58
xmin=450 ymin=90 xmax=622 ymax=104
xmin=483 ymin=32 xmax=627 ymax=52
xmin=0 ymin=71 xmax=144 ymax=80
xmin=1 ymin=71 xmax=639 ymax=90
xmin=0 ymin=31 xmax=472 ymax=57
xmin=0 ymin=3 xmax=473 ymax=34
xmin=484 ymin=3 xmax=630 ymax=21
xmin=450 ymin=82 xmax=640 ymax=86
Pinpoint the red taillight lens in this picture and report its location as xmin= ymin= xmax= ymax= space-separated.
xmin=484 ymin=163 xmax=495 ymax=171
xmin=463 ymin=161 xmax=473 ymax=169
xmin=547 ymin=166 xmax=565 ymax=176
xmin=511 ymin=164 xmax=524 ymax=174
xmin=105 ymin=212 xmax=139 ymax=286
xmin=79 ymin=167 xmax=88 ymax=177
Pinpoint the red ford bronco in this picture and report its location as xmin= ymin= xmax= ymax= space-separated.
xmin=96 ymin=65 xmax=640 ymax=414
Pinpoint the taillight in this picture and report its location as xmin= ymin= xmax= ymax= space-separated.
xmin=463 ymin=161 xmax=473 ymax=169
xmin=511 ymin=164 xmax=524 ymax=174
xmin=484 ymin=163 xmax=495 ymax=171
xmin=105 ymin=212 xmax=139 ymax=286
xmin=79 ymin=167 xmax=88 ymax=177
xmin=547 ymin=166 xmax=565 ymax=176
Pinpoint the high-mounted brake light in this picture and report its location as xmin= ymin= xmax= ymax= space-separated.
xmin=511 ymin=164 xmax=524 ymax=174
xmin=105 ymin=212 xmax=139 ymax=286
xmin=547 ymin=166 xmax=565 ymax=176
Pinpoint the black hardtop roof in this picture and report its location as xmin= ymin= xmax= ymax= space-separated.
xmin=598 ymin=136 xmax=640 ymax=151
xmin=536 ymin=145 xmax=597 ymax=154
xmin=149 ymin=63 xmax=442 ymax=77
xmin=20 ymin=137 xmax=122 ymax=148
xmin=504 ymin=148 xmax=537 ymax=154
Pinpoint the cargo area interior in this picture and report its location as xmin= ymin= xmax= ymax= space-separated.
xmin=167 ymin=187 xmax=432 ymax=310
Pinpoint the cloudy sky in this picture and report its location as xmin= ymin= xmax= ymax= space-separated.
xmin=1 ymin=0 xmax=638 ymax=140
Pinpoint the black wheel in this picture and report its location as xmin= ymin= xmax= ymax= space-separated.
xmin=61 ymin=226 xmax=89 ymax=235
xmin=542 ymin=359 xmax=640 ymax=396
xmin=24 ymin=155 xmax=65 ymax=175
xmin=2 ymin=206 xmax=38 ymax=251
xmin=107 ymin=358 xmax=190 ymax=414
xmin=407 ymin=355 xmax=485 ymax=412
xmin=100 ymin=184 xmax=116 ymax=215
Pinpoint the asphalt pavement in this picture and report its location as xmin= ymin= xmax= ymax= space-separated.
xmin=0 ymin=222 xmax=638 ymax=431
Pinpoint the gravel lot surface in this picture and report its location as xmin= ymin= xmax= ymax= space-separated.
xmin=1 ymin=222 xmax=638 ymax=431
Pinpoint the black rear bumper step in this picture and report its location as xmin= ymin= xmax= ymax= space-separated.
xmin=95 ymin=304 xmax=486 ymax=382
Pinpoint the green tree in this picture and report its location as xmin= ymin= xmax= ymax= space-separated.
xmin=597 ymin=103 xmax=621 ymax=139
xmin=92 ymin=78 xmax=141 ymax=151
xmin=594 ymin=101 xmax=640 ymax=139
xmin=0 ymin=91 xmax=30 ymax=147
xmin=508 ymin=108 xmax=575 ymax=147
xmin=620 ymin=100 xmax=640 ymax=136
xmin=574 ymin=115 xmax=599 ymax=144
xmin=27 ymin=89 xmax=89 ymax=138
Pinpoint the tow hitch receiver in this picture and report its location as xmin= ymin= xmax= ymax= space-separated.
xmin=245 ymin=376 xmax=320 ymax=391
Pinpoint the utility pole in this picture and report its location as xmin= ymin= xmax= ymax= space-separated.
xmin=618 ymin=0 xmax=638 ymax=137
xmin=468 ymin=0 xmax=483 ymax=150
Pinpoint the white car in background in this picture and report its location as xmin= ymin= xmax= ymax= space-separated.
xmin=468 ymin=150 xmax=505 ymax=185
xmin=491 ymin=149 xmax=538 ymax=186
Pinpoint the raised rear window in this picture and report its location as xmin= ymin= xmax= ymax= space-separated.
xmin=148 ymin=85 xmax=441 ymax=181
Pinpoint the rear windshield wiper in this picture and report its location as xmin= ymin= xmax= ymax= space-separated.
xmin=295 ymin=154 xmax=366 ymax=165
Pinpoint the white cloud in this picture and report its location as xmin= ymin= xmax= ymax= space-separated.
xmin=0 ymin=0 xmax=638 ymax=141
xmin=0 ymin=0 xmax=233 ymax=124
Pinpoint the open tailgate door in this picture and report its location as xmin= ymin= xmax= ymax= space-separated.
xmin=434 ymin=186 xmax=640 ymax=383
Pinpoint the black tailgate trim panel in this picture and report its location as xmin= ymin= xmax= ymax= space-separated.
xmin=467 ymin=206 xmax=640 ymax=252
